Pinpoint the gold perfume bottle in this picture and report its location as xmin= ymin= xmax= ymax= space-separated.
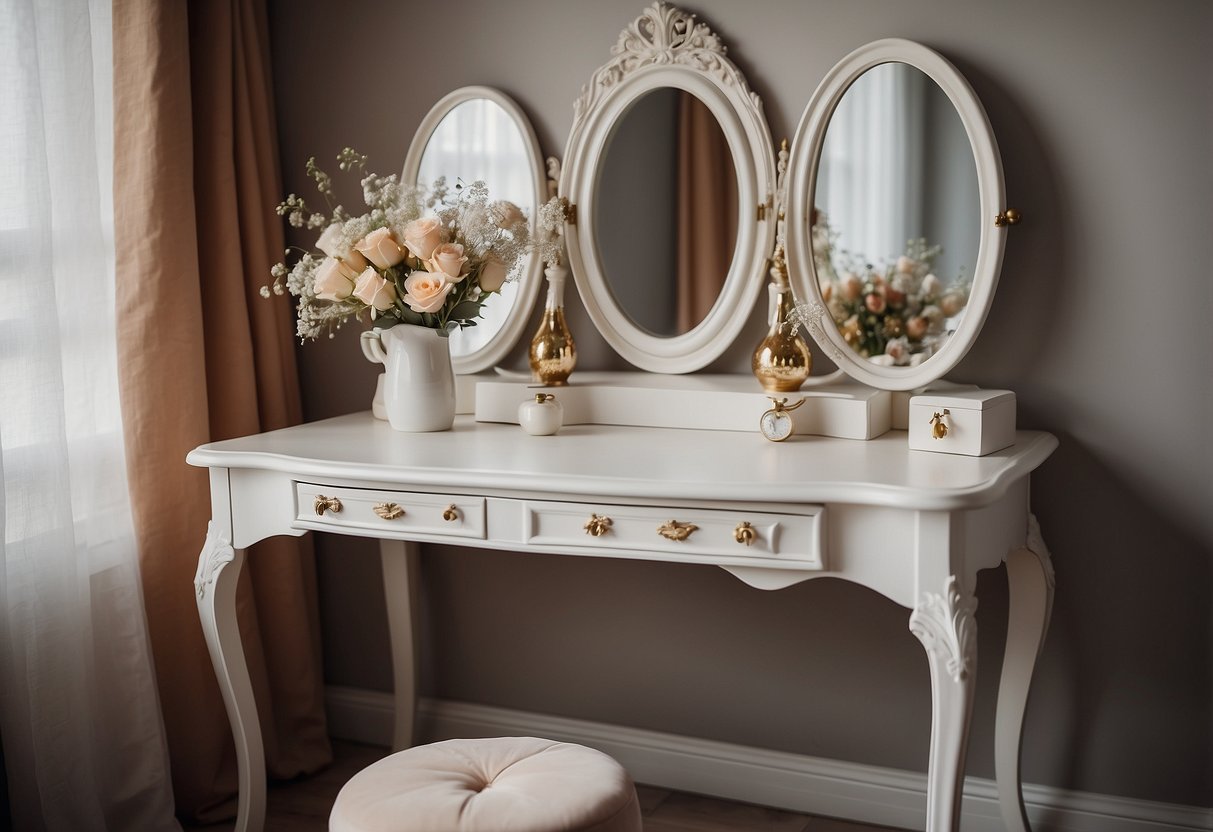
xmin=529 ymin=263 xmax=577 ymax=386
xmin=752 ymin=243 xmax=811 ymax=392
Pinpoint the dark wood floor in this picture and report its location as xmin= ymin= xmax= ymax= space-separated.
xmin=184 ymin=741 xmax=905 ymax=831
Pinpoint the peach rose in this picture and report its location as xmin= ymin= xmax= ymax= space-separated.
xmin=940 ymin=289 xmax=967 ymax=317
xmin=352 ymin=267 xmax=397 ymax=312
xmin=316 ymin=222 xmax=368 ymax=271
xmin=402 ymin=270 xmax=455 ymax=314
xmin=921 ymin=273 xmax=942 ymax=298
xmin=426 ymin=242 xmax=468 ymax=282
xmin=895 ymin=256 xmax=916 ymax=275
xmin=841 ymin=272 xmax=863 ymax=300
xmin=313 ymin=257 xmax=358 ymax=301
xmin=478 ymin=253 xmax=508 ymax=292
xmin=905 ymin=315 xmax=929 ymax=340
xmin=355 ymin=227 xmax=407 ymax=269
xmin=402 ymin=216 xmax=445 ymax=261
xmin=864 ymin=292 xmax=886 ymax=314
xmin=489 ymin=200 xmax=526 ymax=229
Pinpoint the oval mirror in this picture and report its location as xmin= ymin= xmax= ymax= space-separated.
xmin=595 ymin=87 xmax=740 ymax=338
xmin=561 ymin=2 xmax=775 ymax=373
xmin=786 ymin=39 xmax=1008 ymax=391
xmin=402 ymin=87 xmax=546 ymax=374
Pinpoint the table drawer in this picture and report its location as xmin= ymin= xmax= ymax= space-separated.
xmin=294 ymin=483 xmax=485 ymax=540
xmin=518 ymin=499 xmax=825 ymax=568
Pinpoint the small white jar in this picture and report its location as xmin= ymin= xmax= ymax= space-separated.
xmin=518 ymin=393 xmax=563 ymax=436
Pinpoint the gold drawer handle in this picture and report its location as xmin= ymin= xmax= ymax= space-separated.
xmin=373 ymin=502 xmax=405 ymax=521
xmin=314 ymin=495 xmax=343 ymax=515
xmin=584 ymin=514 xmax=613 ymax=537
xmin=930 ymin=409 xmax=950 ymax=439
xmin=442 ymin=505 xmax=459 ymax=522
xmin=657 ymin=520 xmax=698 ymax=542
xmin=734 ymin=522 xmax=757 ymax=546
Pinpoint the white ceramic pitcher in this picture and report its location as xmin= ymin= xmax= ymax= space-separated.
xmin=360 ymin=325 xmax=456 ymax=432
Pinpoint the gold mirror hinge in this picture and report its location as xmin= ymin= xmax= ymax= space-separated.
xmin=734 ymin=521 xmax=757 ymax=546
xmin=442 ymin=505 xmax=460 ymax=522
xmin=584 ymin=513 xmax=613 ymax=537
xmin=657 ymin=519 xmax=699 ymax=542
xmin=372 ymin=502 xmax=404 ymax=520
xmin=314 ymin=495 xmax=343 ymax=515
xmin=930 ymin=409 xmax=951 ymax=439
xmin=994 ymin=208 xmax=1021 ymax=227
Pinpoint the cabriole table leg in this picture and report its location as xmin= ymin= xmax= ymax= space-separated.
xmin=194 ymin=522 xmax=265 ymax=832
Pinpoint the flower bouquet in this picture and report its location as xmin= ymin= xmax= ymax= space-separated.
xmin=264 ymin=149 xmax=530 ymax=431
xmin=264 ymin=148 xmax=530 ymax=341
xmin=809 ymin=213 xmax=969 ymax=366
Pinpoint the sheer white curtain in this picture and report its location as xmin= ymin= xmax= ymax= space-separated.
xmin=0 ymin=0 xmax=180 ymax=829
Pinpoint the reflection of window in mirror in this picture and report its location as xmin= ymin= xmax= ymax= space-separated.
xmin=815 ymin=63 xmax=978 ymax=284
xmin=418 ymin=100 xmax=531 ymax=357
xmin=596 ymin=90 xmax=738 ymax=337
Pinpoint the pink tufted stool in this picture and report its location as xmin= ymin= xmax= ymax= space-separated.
xmin=330 ymin=737 xmax=643 ymax=832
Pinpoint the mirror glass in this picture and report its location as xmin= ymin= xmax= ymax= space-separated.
xmin=594 ymin=88 xmax=739 ymax=337
xmin=812 ymin=62 xmax=979 ymax=368
xmin=417 ymin=98 xmax=534 ymax=360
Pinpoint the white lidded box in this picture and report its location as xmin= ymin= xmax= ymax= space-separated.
xmin=908 ymin=389 xmax=1016 ymax=456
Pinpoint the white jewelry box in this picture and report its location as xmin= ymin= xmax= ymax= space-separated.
xmin=908 ymin=389 xmax=1016 ymax=456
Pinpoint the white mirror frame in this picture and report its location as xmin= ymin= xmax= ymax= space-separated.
xmin=402 ymin=86 xmax=547 ymax=375
xmin=786 ymin=39 xmax=1007 ymax=391
xmin=560 ymin=2 xmax=776 ymax=374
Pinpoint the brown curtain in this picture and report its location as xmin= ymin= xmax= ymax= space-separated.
xmin=676 ymin=92 xmax=739 ymax=335
xmin=113 ymin=0 xmax=331 ymax=822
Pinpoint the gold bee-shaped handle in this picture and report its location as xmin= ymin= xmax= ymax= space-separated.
xmin=314 ymin=495 xmax=343 ymax=515
xmin=734 ymin=522 xmax=757 ymax=546
xmin=584 ymin=514 xmax=613 ymax=537
xmin=930 ymin=409 xmax=950 ymax=439
xmin=657 ymin=520 xmax=698 ymax=542
xmin=442 ymin=505 xmax=460 ymax=522
xmin=372 ymin=502 xmax=404 ymax=521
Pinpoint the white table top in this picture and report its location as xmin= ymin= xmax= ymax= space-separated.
xmin=188 ymin=413 xmax=1057 ymax=511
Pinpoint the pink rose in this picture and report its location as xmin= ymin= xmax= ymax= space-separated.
xmin=426 ymin=242 xmax=468 ymax=282
xmin=864 ymin=292 xmax=886 ymax=314
xmin=478 ymin=253 xmax=508 ymax=292
xmin=352 ymin=267 xmax=397 ymax=312
xmin=316 ymin=222 xmax=368 ymax=271
xmin=402 ymin=216 xmax=446 ymax=261
xmin=354 ymin=227 xmax=407 ymax=269
xmin=905 ymin=315 xmax=928 ymax=340
xmin=402 ymin=270 xmax=455 ymax=314
xmin=841 ymin=272 xmax=863 ymax=300
xmin=313 ymin=257 xmax=358 ymax=301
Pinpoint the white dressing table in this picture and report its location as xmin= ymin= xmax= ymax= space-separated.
xmin=190 ymin=412 xmax=1056 ymax=832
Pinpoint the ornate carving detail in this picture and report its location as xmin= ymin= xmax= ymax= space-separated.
xmin=194 ymin=522 xmax=235 ymax=600
xmin=545 ymin=156 xmax=562 ymax=199
xmin=373 ymin=502 xmax=405 ymax=520
xmin=909 ymin=576 xmax=978 ymax=683
xmin=573 ymin=2 xmax=762 ymax=120
xmin=793 ymin=301 xmax=844 ymax=361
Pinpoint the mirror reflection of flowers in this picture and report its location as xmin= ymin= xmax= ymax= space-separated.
xmin=810 ymin=212 xmax=969 ymax=366
xmin=263 ymin=148 xmax=530 ymax=341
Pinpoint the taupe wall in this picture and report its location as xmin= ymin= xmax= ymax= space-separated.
xmin=268 ymin=0 xmax=1213 ymax=809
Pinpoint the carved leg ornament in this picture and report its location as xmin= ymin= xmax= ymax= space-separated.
xmin=910 ymin=576 xmax=978 ymax=832
xmin=994 ymin=513 xmax=1055 ymax=832
xmin=195 ymin=522 xmax=265 ymax=832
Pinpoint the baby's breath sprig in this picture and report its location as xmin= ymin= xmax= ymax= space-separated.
xmin=337 ymin=147 xmax=367 ymax=173
xmin=276 ymin=194 xmax=314 ymax=229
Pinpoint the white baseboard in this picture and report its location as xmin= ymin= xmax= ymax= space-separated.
xmin=325 ymin=686 xmax=1212 ymax=832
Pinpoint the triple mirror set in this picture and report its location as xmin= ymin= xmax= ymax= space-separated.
xmin=401 ymin=2 xmax=1016 ymax=431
